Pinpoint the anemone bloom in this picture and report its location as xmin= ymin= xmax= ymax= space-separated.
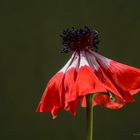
xmin=36 ymin=27 xmax=140 ymax=119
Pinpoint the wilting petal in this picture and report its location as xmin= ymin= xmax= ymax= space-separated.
xmin=88 ymin=50 xmax=140 ymax=108
xmin=76 ymin=52 xmax=107 ymax=96
xmin=36 ymin=72 xmax=65 ymax=119
xmin=109 ymin=61 xmax=140 ymax=95
xmin=36 ymin=53 xmax=77 ymax=118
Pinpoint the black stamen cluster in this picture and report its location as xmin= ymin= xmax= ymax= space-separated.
xmin=60 ymin=26 xmax=99 ymax=53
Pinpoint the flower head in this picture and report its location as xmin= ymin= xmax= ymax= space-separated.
xmin=36 ymin=27 xmax=140 ymax=119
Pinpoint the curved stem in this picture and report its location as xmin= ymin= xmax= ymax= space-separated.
xmin=86 ymin=94 xmax=94 ymax=140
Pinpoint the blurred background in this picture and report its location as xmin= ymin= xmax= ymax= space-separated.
xmin=0 ymin=0 xmax=140 ymax=140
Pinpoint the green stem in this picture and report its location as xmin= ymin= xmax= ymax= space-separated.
xmin=86 ymin=94 xmax=94 ymax=140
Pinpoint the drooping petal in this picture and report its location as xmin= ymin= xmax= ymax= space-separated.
xmin=109 ymin=61 xmax=140 ymax=95
xmin=62 ymin=54 xmax=79 ymax=115
xmin=36 ymin=53 xmax=77 ymax=118
xmin=76 ymin=51 xmax=107 ymax=96
xmin=36 ymin=72 xmax=65 ymax=119
xmin=87 ymin=50 xmax=140 ymax=109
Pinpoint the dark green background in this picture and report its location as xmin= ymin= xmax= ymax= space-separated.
xmin=1 ymin=0 xmax=140 ymax=140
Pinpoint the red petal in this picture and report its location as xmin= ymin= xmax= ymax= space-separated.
xmin=93 ymin=94 xmax=124 ymax=109
xmin=90 ymin=51 xmax=140 ymax=109
xmin=36 ymin=53 xmax=79 ymax=118
xmin=36 ymin=72 xmax=65 ymax=119
xmin=109 ymin=61 xmax=140 ymax=95
xmin=76 ymin=66 xmax=107 ymax=96
xmin=63 ymin=68 xmax=78 ymax=115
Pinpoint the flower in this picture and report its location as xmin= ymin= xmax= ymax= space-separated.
xmin=36 ymin=26 xmax=140 ymax=119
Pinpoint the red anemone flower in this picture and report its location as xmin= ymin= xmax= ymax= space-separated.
xmin=36 ymin=26 xmax=140 ymax=119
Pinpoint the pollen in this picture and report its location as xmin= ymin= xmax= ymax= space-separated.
xmin=60 ymin=26 xmax=99 ymax=53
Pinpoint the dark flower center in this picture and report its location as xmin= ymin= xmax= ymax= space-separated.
xmin=60 ymin=26 xmax=99 ymax=53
